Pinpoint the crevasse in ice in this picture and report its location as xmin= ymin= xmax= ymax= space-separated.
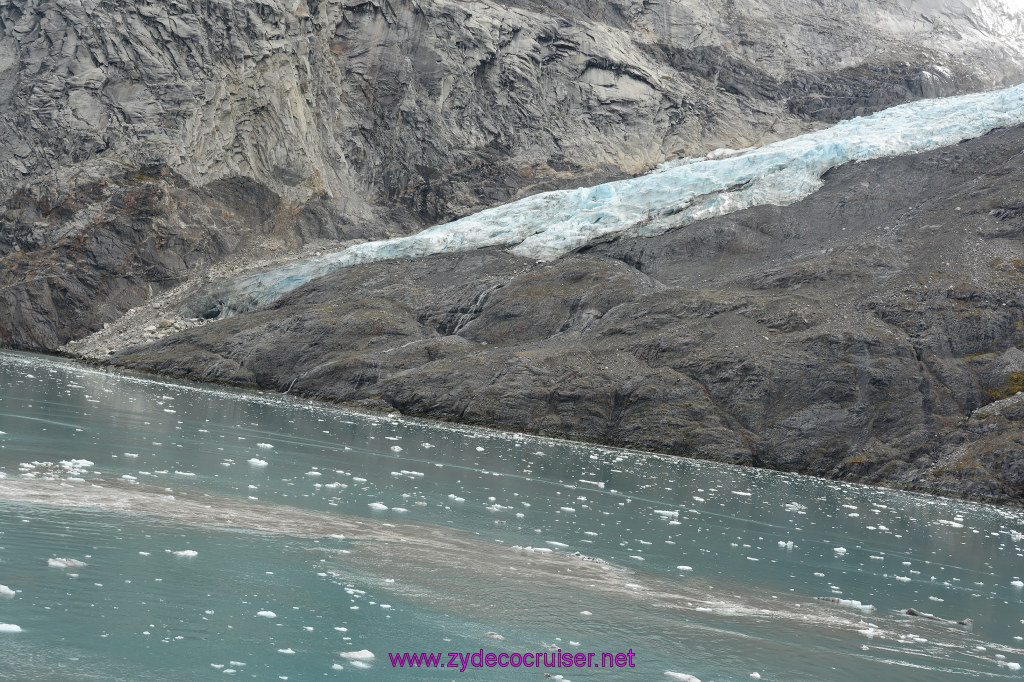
xmin=199 ymin=83 xmax=1024 ymax=317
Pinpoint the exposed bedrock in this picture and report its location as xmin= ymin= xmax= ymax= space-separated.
xmin=3 ymin=0 xmax=1024 ymax=348
xmin=114 ymin=124 xmax=1024 ymax=502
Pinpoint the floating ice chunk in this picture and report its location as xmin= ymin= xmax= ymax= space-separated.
xmin=340 ymin=650 xmax=375 ymax=661
xmin=390 ymin=446 xmax=402 ymax=452
xmin=546 ymin=541 xmax=569 ymax=548
xmin=59 ymin=459 xmax=93 ymax=475
xmin=368 ymin=502 xmax=388 ymax=511
xmin=305 ymin=471 xmax=322 ymax=477
xmin=654 ymin=510 xmax=679 ymax=517
xmin=560 ymin=507 xmax=576 ymax=513
xmin=247 ymin=458 xmax=268 ymax=467
xmin=750 ymin=674 xmax=761 ymax=680
xmin=834 ymin=547 xmax=847 ymax=555
xmin=836 ymin=599 xmax=875 ymax=613
xmin=277 ymin=648 xmax=295 ymax=654
xmin=352 ymin=477 xmax=367 ymax=483
xmin=256 ymin=610 xmax=277 ymax=618
xmin=677 ymin=566 xmax=693 ymax=571
xmin=0 ymin=624 xmax=22 ymax=633
xmin=936 ymin=520 xmax=964 ymax=528
xmin=1003 ymin=662 xmax=1022 ymax=671
xmin=48 ymin=557 xmax=87 ymax=569
xmin=172 ymin=550 xmax=198 ymax=557
xmin=256 ymin=443 xmax=274 ymax=449
xmin=1012 ymin=580 xmax=1024 ymax=587
xmin=731 ymin=491 xmax=752 ymax=497
xmin=665 ymin=673 xmax=701 ymax=682
xmin=0 ymin=585 xmax=14 ymax=597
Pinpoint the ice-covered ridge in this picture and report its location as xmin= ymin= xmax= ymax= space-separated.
xmin=203 ymin=83 xmax=1024 ymax=316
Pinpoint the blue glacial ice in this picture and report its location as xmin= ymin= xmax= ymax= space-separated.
xmin=203 ymin=83 xmax=1024 ymax=316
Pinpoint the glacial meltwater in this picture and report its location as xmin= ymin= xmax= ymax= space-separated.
xmin=1 ymin=350 xmax=1023 ymax=681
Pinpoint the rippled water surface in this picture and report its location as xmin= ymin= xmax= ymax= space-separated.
xmin=1 ymin=350 xmax=1023 ymax=681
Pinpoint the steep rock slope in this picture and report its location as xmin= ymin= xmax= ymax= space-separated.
xmin=114 ymin=124 xmax=1024 ymax=502
xmin=3 ymin=0 xmax=1024 ymax=348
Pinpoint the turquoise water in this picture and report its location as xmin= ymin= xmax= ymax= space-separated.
xmin=1 ymin=349 xmax=1023 ymax=681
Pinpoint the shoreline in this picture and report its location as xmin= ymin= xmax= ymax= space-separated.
xmin=3 ymin=342 xmax=1020 ymax=510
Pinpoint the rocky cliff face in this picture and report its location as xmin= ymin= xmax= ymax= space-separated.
xmin=3 ymin=0 xmax=1024 ymax=348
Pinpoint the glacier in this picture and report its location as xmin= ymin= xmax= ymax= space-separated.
xmin=196 ymin=82 xmax=1024 ymax=317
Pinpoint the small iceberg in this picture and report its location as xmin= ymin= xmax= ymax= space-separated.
xmin=340 ymin=650 xmax=375 ymax=661
xmin=47 ymin=557 xmax=87 ymax=569
xmin=0 ymin=624 xmax=22 ymax=633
